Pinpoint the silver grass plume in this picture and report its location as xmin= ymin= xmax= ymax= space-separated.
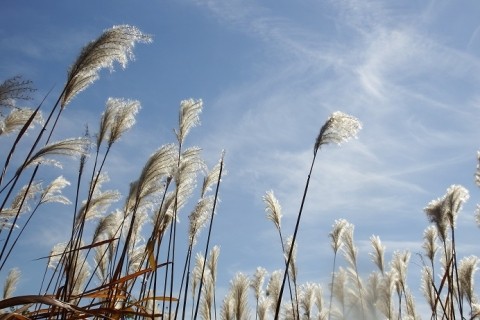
xmin=282 ymin=302 xmax=294 ymax=320
xmin=341 ymin=222 xmax=357 ymax=271
xmin=161 ymin=175 xmax=197 ymax=224
xmin=47 ymin=242 xmax=67 ymax=269
xmin=458 ymin=255 xmax=479 ymax=306
xmin=299 ymin=282 xmax=317 ymax=320
xmin=443 ymin=184 xmax=469 ymax=228
xmin=202 ymin=160 xmax=223 ymax=197
xmin=208 ymin=245 xmax=221 ymax=277
xmin=0 ymin=108 xmax=43 ymax=136
xmin=314 ymin=111 xmax=361 ymax=155
xmin=93 ymin=243 xmax=108 ymax=282
xmin=192 ymin=253 xmax=206 ymax=301
xmin=263 ymin=190 xmax=282 ymax=232
xmin=207 ymin=245 xmax=220 ymax=294
xmin=369 ymin=235 xmax=385 ymax=274
xmin=329 ymin=219 xmax=348 ymax=254
xmin=331 ymin=267 xmax=347 ymax=316
xmin=266 ymin=270 xmax=282 ymax=309
xmin=92 ymin=209 xmax=123 ymax=244
xmin=2 ymin=267 xmax=20 ymax=299
xmin=71 ymin=252 xmax=91 ymax=297
xmin=97 ymin=97 xmax=140 ymax=147
xmin=128 ymin=244 xmax=146 ymax=273
xmin=92 ymin=211 xmax=124 ymax=267
xmin=189 ymin=196 xmax=215 ymax=246
xmin=0 ymin=181 xmax=42 ymax=219
xmin=422 ymin=226 xmax=438 ymax=265
xmin=250 ymin=267 xmax=268 ymax=302
xmin=220 ymin=292 xmax=234 ymax=320
xmin=107 ymin=98 xmax=140 ymax=146
xmin=201 ymin=275 xmax=215 ymax=320
xmin=424 ymin=184 xmax=469 ymax=241
xmin=128 ymin=208 xmax=149 ymax=252
xmin=40 ymin=175 xmax=71 ymax=205
xmin=229 ymin=272 xmax=250 ymax=320
xmin=421 ymin=266 xmax=436 ymax=314
xmin=130 ymin=144 xmax=176 ymax=208
xmin=440 ymin=240 xmax=454 ymax=275
xmin=390 ymin=250 xmax=410 ymax=297
xmin=257 ymin=296 xmax=271 ymax=320
xmin=365 ymin=272 xmax=381 ymax=316
xmin=175 ymin=98 xmax=203 ymax=145
xmin=175 ymin=146 xmax=206 ymax=187
xmin=328 ymin=218 xmax=348 ymax=320
xmin=47 ymin=242 xmax=90 ymax=299
xmin=0 ymin=76 xmax=35 ymax=108
xmin=313 ymin=284 xmax=328 ymax=320
xmin=75 ymin=189 xmax=121 ymax=227
xmin=342 ymin=223 xmax=365 ymax=320
xmin=62 ymin=25 xmax=152 ymax=107
xmin=404 ymin=288 xmax=420 ymax=320
xmin=378 ymin=271 xmax=397 ymax=319
xmin=23 ymin=137 xmax=90 ymax=169
xmin=97 ymin=97 xmax=117 ymax=147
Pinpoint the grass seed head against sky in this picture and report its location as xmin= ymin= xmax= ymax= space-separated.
xmin=1 ymin=0 xmax=480 ymax=314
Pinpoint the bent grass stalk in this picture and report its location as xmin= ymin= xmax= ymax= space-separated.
xmin=273 ymin=112 xmax=361 ymax=320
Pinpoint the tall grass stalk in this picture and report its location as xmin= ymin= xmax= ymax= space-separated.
xmin=273 ymin=112 xmax=361 ymax=320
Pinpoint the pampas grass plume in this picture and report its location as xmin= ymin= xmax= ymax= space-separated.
xmin=263 ymin=190 xmax=282 ymax=232
xmin=62 ymin=25 xmax=152 ymax=107
xmin=2 ymin=267 xmax=20 ymax=299
xmin=314 ymin=111 xmax=361 ymax=155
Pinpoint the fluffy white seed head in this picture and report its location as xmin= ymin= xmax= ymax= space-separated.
xmin=314 ymin=111 xmax=362 ymax=154
xmin=329 ymin=218 xmax=348 ymax=254
xmin=62 ymin=25 xmax=152 ymax=107
xmin=175 ymin=98 xmax=203 ymax=145
xmin=3 ymin=268 xmax=21 ymax=299
xmin=263 ymin=190 xmax=282 ymax=231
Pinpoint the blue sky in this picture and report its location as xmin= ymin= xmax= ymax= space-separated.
xmin=2 ymin=0 xmax=480 ymax=317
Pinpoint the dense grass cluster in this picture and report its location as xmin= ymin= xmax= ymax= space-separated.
xmin=0 ymin=25 xmax=479 ymax=320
